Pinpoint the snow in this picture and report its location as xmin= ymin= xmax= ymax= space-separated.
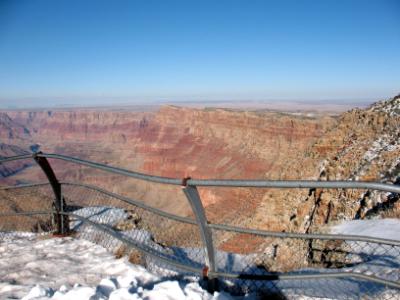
xmin=331 ymin=218 xmax=400 ymax=241
xmin=0 ymin=231 xmax=38 ymax=242
xmin=330 ymin=218 xmax=400 ymax=286
xmin=0 ymin=235 xmax=233 ymax=300
xmin=362 ymin=135 xmax=400 ymax=164
xmin=370 ymin=96 xmax=400 ymax=116
xmin=2 ymin=207 xmax=400 ymax=299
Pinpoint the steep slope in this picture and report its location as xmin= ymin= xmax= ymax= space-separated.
xmin=0 ymin=112 xmax=31 ymax=146
xmin=293 ymin=95 xmax=400 ymax=234
xmin=218 ymin=96 xmax=400 ymax=270
xmin=0 ymin=113 xmax=33 ymax=182
xmin=218 ymin=96 xmax=399 ymax=252
xmin=4 ymin=107 xmax=334 ymax=221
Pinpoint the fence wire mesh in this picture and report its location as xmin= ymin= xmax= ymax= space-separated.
xmin=217 ymin=275 xmax=400 ymax=299
xmin=61 ymin=183 xmax=204 ymax=277
xmin=0 ymin=184 xmax=55 ymax=235
xmin=211 ymin=227 xmax=400 ymax=298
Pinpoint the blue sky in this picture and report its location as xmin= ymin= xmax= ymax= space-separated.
xmin=0 ymin=0 xmax=399 ymax=107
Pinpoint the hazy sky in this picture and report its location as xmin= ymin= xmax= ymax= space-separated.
xmin=0 ymin=0 xmax=399 ymax=107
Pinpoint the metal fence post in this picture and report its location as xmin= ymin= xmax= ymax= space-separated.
xmin=182 ymin=184 xmax=218 ymax=292
xmin=33 ymin=152 xmax=69 ymax=235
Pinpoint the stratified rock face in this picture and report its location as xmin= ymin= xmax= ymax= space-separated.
xmin=7 ymin=110 xmax=152 ymax=150
xmin=137 ymin=106 xmax=332 ymax=180
xmin=0 ymin=113 xmax=33 ymax=182
xmin=0 ymin=112 xmax=31 ymax=147
xmin=4 ymin=106 xmax=333 ymax=221
xmin=0 ymin=143 xmax=32 ymax=183
xmin=7 ymin=106 xmax=332 ymax=178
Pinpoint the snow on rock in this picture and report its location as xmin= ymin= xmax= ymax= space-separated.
xmin=331 ymin=218 xmax=400 ymax=241
xmin=0 ymin=235 xmax=232 ymax=300
xmin=142 ymin=281 xmax=186 ymax=300
xmin=370 ymin=95 xmax=400 ymax=117
xmin=52 ymin=286 xmax=97 ymax=300
xmin=362 ymin=135 xmax=399 ymax=163
xmin=22 ymin=285 xmax=53 ymax=300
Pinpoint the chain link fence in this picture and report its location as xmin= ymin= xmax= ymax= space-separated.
xmin=61 ymin=183 xmax=204 ymax=276
xmin=210 ymin=226 xmax=400 ymax=298
xmin=1 ymin=153 xmax=400 ymax=299
xmin=0 ymin=184 xmax=55 ymax=235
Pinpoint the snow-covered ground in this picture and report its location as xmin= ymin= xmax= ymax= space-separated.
xmin=0 ymin=235 xmax=233 ymax=300
xmin=1 ymin=231 xmax=398 ymax=300
xmin=1 ymin=206 xmax=400 ymax=299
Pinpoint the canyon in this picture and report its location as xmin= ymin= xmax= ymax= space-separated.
xmin=0 ymin=105 xmax=334 ymax=218
xmin=0 ymin=96 xmax=399 ymax=261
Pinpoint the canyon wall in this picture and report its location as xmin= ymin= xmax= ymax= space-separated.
xmin=301 ymin=96 xmax=400 ymax=232
xmin=2 ymin=106 xmax=334 ymax=220
xmin=0 ymin=113 xmax=34 ymax=182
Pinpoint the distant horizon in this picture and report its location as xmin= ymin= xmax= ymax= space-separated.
xmin=0 ymin=96 xmax=378 ymax=112
xmin=0 ymin=92 xmax=397 ymax=108
xmin=0 ymin=93 xmax=399 ymax=109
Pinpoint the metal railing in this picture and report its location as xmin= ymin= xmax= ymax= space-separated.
xmin=1 ymin=152 xmax=399 ymax=299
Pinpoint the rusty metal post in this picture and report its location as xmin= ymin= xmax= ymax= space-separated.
xmin=33 ymin=152 xmax=69 ymax=234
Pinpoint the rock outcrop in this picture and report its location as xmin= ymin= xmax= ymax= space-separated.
xmin=302 ymin=95 xmax=400 ymax=233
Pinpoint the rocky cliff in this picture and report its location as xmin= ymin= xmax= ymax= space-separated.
xmin=244 ymin=96 xmax=400 ymax=239
xmin=3 ymin=106 xmax=333 ymax=218
xmin=1 ymin=96 xmax=399 ymax=235
xmin=303 ymin=95 xmax=400 ymax=231
xmin=0 ymin=113 xmax=34 ymax=182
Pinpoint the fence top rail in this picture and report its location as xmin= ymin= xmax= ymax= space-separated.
xmin=1 ymin=153 xmax=400 ymax=193
xmin=0 ymin=154 xmax=33 ymax=163
xmin=0 ymin=182 xmax=50 ymax=190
